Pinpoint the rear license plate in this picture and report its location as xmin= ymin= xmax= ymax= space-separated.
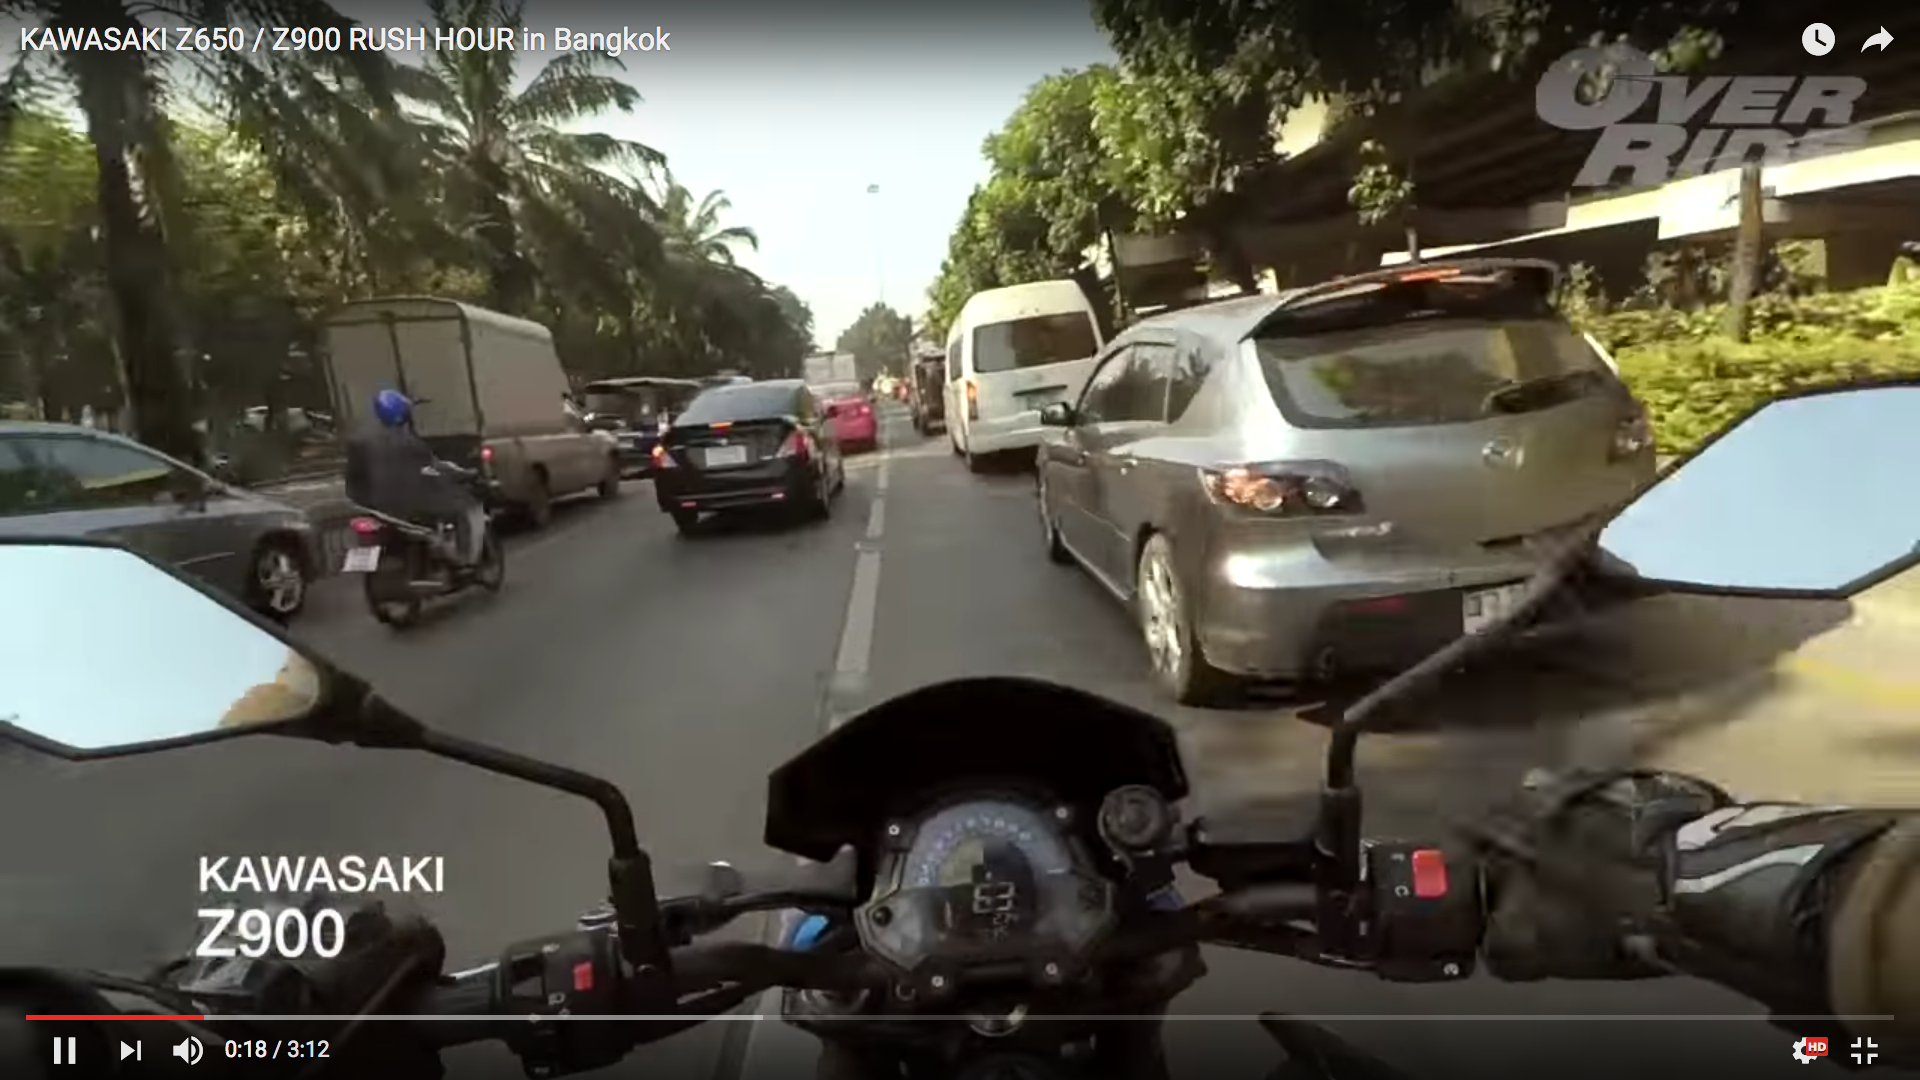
xmin=1022 ymin=391 xmax=1063 ymax=411
xmin=1462 ymin=581 xmax=1528 ymax=635
xmin=704 ymin=445 xmax=748 ymax=467
xmin=341 ymin=545 xmax=381 ymax=573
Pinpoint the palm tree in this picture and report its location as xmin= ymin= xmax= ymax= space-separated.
xmin=0 ymin=0 xmax=397 ymax=460
xmin=398 ymin=0 xmax=665 ymax=314
xmin=653 ymin=171 xmax=759 ymax=266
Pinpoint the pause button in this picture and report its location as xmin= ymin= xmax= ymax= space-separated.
xmin=52 ymin=1035 xmax=77 ymax=1065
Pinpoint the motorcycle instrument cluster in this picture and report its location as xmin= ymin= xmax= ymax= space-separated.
xmin=855 ymin=796 xmax=1116 ymax=995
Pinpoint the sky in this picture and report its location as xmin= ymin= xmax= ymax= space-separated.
xmin=321 ymin=0 xmax=1119 ymax=346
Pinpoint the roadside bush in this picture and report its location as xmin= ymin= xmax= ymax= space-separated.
xmin=1572 ymin=282 xmax=1920 ymax=455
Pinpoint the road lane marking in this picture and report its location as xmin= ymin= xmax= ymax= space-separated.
xmin=828 ymin=549 xmax=883 ymax=717
xmin=865 ymin=495 xmax=886 ymax=539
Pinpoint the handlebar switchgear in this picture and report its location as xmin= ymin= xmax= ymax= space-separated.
xmin=491 ymin=920 xmax=631 ymax=1075
xmin=1360 ymin=841 xmax=1481 ymax=982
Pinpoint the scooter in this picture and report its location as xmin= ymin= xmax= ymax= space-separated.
xmin=341 ymin=471 xmax=505 ymax=629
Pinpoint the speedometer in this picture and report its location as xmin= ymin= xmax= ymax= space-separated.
xmin=857 ymin=797 xmax=1115 ymax=983
xmin=904 ymin=801 xmax=1073 ymax=890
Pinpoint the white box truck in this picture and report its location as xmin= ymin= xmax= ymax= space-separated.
xmin=323 ymin=298 xmax=622 ymax=527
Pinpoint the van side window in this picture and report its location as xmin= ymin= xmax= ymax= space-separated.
xmin=946 ymin=339 xmax=963 ymax=381
xmin=1166 ymin=342 xmax=1214 ymax=421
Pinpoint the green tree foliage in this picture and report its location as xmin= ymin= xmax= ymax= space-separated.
xmin=1086 ymin=0 xmax=1744 ymax=229
xmin=835 ymin=303 xmax=914 ymax=382
xmin=924 ymin=68 xmax=1130 ymax=341
xmin=0 ymin=0 xmax=813 ymax=464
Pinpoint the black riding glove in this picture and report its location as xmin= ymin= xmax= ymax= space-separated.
xmin=1470 ymin=768 xmax=1901 ymax=1021
xmin=169 ymin=895 xmax=446 ymax=1076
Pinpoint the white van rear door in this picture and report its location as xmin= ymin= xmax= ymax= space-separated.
xmin=968 ymin=312 xmax=1103 ymax=419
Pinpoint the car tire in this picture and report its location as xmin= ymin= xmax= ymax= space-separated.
xmin=521 ymin=470 xmax=553 ymax=529
xmin=246 ymin=539 xmax=309 ymax=622
xmin=1036 ymin=470 xmax=1071 ymax=565
xmin=809 ymin=469 xmax=834 ymax=521
xmin=598 ymin=458 xmax=622 ymax=499
xmin=965 ymin=447 xmax=989 ymax=474
xmin=670 ymin=508 xmax=702 ymax=537
xmin=1136 ymin=532 xmax=1240 ymax=706
xmin=474 ymin=530 xmax=506 ymax=593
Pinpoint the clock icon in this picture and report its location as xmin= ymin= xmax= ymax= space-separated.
xmin=1802 ymin=22 xmax=1836 ymax=56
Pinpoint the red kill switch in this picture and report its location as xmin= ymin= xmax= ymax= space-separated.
xmin=573 ymin=962 xmax=594 ymax=992
xmin=1411 ymin=849 xmax=1449 ymax=898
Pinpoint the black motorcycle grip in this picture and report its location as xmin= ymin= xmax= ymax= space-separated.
xmin=415 ymin=966 xmax=512 ymax=1048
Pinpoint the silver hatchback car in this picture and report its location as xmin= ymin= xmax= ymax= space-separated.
xmin=1035 ymin=259 xmax=1657 ymax=705
xmin=0 ymin=422 xmax=319 ymax=621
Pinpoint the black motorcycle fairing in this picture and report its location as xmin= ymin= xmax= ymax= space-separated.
xmin=765 ymin=678 xmax=1189 ymax=862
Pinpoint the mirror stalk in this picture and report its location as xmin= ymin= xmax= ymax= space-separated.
xmin=1311 ymin=524 xmax=1606 ymax=920
xmin=344 ymin=694 xmax=676 ymax=993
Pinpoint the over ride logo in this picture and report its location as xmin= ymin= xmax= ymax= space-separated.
xmin=1535 ymin=43 xmax=1870 ymax=188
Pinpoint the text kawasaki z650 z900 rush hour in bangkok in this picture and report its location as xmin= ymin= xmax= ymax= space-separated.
xmin=2 ymin=380 xmax=1920 ymax=1080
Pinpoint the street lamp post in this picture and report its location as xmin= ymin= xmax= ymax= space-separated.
xmin=866 ymin=183 xmax=884 ymax=305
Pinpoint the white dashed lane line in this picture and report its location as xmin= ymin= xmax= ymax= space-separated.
xmin=824 ymin=420 xmax=900 ymax=729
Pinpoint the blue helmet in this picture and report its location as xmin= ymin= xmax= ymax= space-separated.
xmin=372 ymin=389 xmax=413 ymax=428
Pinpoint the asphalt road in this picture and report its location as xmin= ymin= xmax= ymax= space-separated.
xmin=4 ymin=403 xmax=1917 ymax=1079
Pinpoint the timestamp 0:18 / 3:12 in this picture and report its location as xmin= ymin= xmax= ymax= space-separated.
xmin=226 ymin=1039 xmax=330 ymax=1060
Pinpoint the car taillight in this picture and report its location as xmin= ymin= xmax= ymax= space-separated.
xmin=1199 ymin=461 xmax=1364 ymax=516
xmin=349 ymin=516 xmax=382 ymax=535
xmin=966 ymin=380 xmax=979 ymax=421
xmin=1611 ymin=409 xmax=1654 ymax=460
xmin=651 ymin=444 xmax=676 ymax=469
xmin=778 ymin=430 xmax=811 ymax=462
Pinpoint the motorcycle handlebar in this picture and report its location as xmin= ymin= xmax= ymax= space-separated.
xmin=414 ymin=888 xmax=1331 ymax=1051
xmin=408 ymin=841 xmax=1481 ymax=1070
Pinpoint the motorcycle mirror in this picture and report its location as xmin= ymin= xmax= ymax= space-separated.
xmin=1594 ymin=381 xmax=1920 ymax=596
xmin=0 ymin=538 xmax=677 ymax=987
xmin=0 ymin=538 xmax=326 ymax=755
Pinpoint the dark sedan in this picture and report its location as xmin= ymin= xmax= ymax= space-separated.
xmin=651 ymin=380 xmax=846 ymax=536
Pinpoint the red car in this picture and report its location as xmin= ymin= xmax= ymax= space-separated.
xmin=816 ymin=382 xmax=878 ymax=452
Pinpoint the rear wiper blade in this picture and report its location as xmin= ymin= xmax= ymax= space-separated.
xmin=1480 ymin=369 xmax=1599 ymax=413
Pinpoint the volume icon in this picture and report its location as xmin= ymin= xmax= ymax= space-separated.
xmin=173 ymin=1036 xmax=204 ymax=1064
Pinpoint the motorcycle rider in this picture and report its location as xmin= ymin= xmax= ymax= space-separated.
xmin=343 ymin=389 xmax=488 ymax=569
xmin=1 ymin=769 xmax=1913 ymax=1076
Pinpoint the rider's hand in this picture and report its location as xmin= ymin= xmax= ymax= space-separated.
xmin=176 ymin=897 xmax=445 ymax=1073
xmin=1470 ymin=768 xmax=1901 ymax=1019
xmin=289 ymin=901 xmax=447 ymax=1016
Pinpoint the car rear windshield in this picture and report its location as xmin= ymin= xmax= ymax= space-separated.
xmin=971 ymin=313 xmax=1100 ymax=374
xmin=814 ymin=382 xmax=862 ymax=399
xmin=1252 ymin=271 xmax=1612 ymax=428
xmin=583 ymin=386 xmax=694 ymax=421
xmin=676 ymin=385 xmax=797 ymax=424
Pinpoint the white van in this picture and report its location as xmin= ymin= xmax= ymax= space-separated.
xmin=944 ymin=280 xmax=1104 ymax=471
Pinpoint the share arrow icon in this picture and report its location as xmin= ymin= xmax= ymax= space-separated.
xmin=1862 ymin=27 xmax=1893 ymax=52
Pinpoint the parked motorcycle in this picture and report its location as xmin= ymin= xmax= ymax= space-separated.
xmin=341 ymin=470 xmax=505 ymax=628
xmin=1 ymin=379 xmax=1918 ymax=1080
